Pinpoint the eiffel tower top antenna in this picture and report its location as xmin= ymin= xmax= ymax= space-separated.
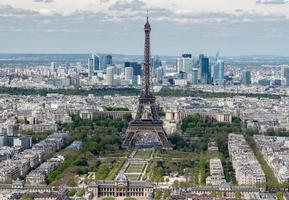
xmin=143 ymin=10 xmax=151 ymax=97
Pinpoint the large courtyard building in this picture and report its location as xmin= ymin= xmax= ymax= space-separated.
xmin=87 ymin=173 xmax=154 ymax=200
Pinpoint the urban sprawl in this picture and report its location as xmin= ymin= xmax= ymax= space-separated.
xmin=0 ymin=19 xmax=289 ymax=200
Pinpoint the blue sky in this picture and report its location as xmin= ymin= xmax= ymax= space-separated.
xmin=0 ymin=0 xmax=289 ymax=56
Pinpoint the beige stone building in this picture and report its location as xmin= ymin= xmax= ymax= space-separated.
xmin=87 ymin=173 xmax=154 ymax=200
xmin=165 ymin=109 xmax=232 ymax=123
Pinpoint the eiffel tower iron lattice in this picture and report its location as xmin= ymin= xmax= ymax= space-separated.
xmin=122 ymin=16 xmax=172 ymax=149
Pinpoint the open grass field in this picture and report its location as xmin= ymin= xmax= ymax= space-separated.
xmin=125 ymin=163 xmax=146 ymax=173
xmin=125 ymin=174 xmax=141 ymax=180
xmin=155 ymin=149 xmax=196 ymax=160
xmin=134 ymin=150 xmax=152 ymax=159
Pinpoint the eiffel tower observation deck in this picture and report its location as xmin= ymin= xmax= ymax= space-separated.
xmin=122 ymin=16 xmax=172 ymax=149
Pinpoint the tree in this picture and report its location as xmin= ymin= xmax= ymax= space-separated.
xmin=235 ymin=192 xmax=242 ymax=199
xmin=157 ymin=106 xmax=165 ymax=117
xmin=68 ymin=189 xmax=77 ymax=197
xmin=66 ymin=178 xmax=77 ymax=187
xmin=155 ymin=191 xmax=162 ymax=200
xmin=180 ymin=181 xmax=190 ymax=188
xmin=46 ymin=114 xmax=130 ymax=185
xmin=21 ymin=194 xmax=34 ymax=200
xmin=165 ymin=178 xmax=170 ymax=184
xmin=95 ymin=164 xmax=110 ymax=180
xmin=172 ymin=180 xmax=180 ymax=189
xmin=181 ymin=114 xmax=201 ymax=132
xmin=276 ymin=192 xmax=284 ymax=200
xmin=163 ymin=189 xmax=171 ymax=200
xmin=103 ymin=198 xmax=115 ymax=200
xmin=103 ymin=106 xmax=129 ymax=111
xmin=211 ymin=191 xmax=221 ymax=198
xmin=75 ymin=156 xmax=88 ymax=166
xmin=3 ymin=178 xmax=13 ymax=184
xmin=77 ymin=188 xmax=85 ymax=197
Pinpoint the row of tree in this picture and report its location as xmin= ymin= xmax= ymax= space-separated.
xmin=168 ymin=114 xmax=240 ymax=184
xmin=0 ymin=86 xmax=284 ymax=99
xmin=46 ymin=114 xmax=130 ymax=185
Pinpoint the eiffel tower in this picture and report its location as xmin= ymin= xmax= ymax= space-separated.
xmin=122 ymin=16 xmax=171 ymax=149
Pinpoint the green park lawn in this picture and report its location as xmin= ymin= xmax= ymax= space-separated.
xmin=125 ymin=163 xmax=146 ymax=174
xmin=126 ymin=174 xmax=141 ymax=180
xmin=134 ymin=150 xmax=152 ymax=159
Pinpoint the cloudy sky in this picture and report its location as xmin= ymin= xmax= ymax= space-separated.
xmin=0 ymin=0 xmax=289 ymax=56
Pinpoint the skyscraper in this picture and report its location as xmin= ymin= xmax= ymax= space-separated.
xmin=124 ymin=62 xmax=142 ymax=86
xmin=281 ymin=65 xmax=289 ymax=86
xmin=199 ymin=54 xmax=211 ymax=84
xmin=105 ymin=55 xmax=113 ymax=68
xmin=182 ymin=54 xmax=192 ymax=58
xmin=50 ymin=62 xmax=55 ymax=73
xmin=106 ymin=66 xmax=115 ymax=86
xmin=212 ymin=59 xmax=225 ymax=84
xmin=177 ymin=55 xmax=193 ymax=74
xmin=88 ymin=54 xmax=100 ymax=76
xmin=125 ymin=67 xmax=133 ymax=81
xmin=92 ymin=54 xmax=100 ymax=71
xmin=124 ymin=62 xmax=142 ymax=76
xmin=191 ymin=68 xmax=199 ymax=84
xmin=88 ymin=58 xmax=94 ymax=76
xmin=242 ymin=71 xmax=252 ymax=85
xmin=178 ymin=71 xmax=187 ymax=80
xmin=156 ymin=66 xmax=164 ymax=83
xmin=152 ymin=55 xmax=161 ymax=69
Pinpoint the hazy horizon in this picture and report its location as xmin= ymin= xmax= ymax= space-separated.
xmin=1 ymin=53 xmax=289 ymax=58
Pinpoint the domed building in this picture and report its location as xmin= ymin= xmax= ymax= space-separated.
xmin=87 ymin=173 xmax=154 ymax=200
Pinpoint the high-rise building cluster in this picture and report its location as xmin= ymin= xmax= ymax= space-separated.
xmin=174 ymin=53 xmax=225 ymax=86
xmin=86 ymin=53 xmax=145 ymax=87
xmin=84 ymin=52 xmax=226 ymax=88
xmin=5 ymin=51 xmax=289 ymax=90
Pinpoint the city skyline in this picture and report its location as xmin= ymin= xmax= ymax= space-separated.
xmin=1 ymin=0 xmax=289 ymax=55
xmin=1 ymin=5 xmax=289 ymax=199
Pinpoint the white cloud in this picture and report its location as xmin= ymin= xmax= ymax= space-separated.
xmin=38 ymin=8 xmax=54 ymax=16
xmin=34 ymin=0 xmax=54 ymax=3
xmin=1 ymin=1 xmax=289 ymax=55
xmin=109 ymin=0 xmax=146 ymax=11
xmin=256 ymin=0 xmax=288 ymax=4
